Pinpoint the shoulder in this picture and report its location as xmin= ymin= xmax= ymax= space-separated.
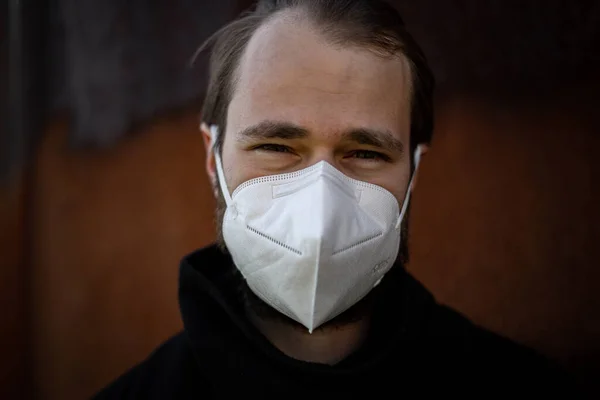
xmin=428 ymin=303 xmax=580 ymax=395
xmin=92 ymin=332 xmax=207 ymax=399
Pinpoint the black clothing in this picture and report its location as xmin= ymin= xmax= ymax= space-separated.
xmin=94 ymin=245 xmax=579 ymax=399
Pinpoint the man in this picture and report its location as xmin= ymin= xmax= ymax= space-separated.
xmin=95 ymin=0 xmax=579 ymax=398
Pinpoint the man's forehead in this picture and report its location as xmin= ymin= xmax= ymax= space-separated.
xmin=227 ymin=10 xmax=412 ymax=144
xmin=236 ymin=10 xmax=411 ymax=96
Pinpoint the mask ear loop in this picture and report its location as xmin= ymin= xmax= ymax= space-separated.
xmin=209 ymin=125 xmax=233 ymax=206
xmin=395 ymin=145 xmax=423 ymax=231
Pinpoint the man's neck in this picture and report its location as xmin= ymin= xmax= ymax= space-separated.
xmin=248 ymin=311 xmax=372 ymax=365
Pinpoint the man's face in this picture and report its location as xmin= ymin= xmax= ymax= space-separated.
xmin=216 ymin=13 xmax=413 ymax=203
xmin=204 ymin=12 xmax=415 ymax=327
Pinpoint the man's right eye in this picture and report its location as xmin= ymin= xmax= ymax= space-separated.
xmin=254 ymin=144 xmax=291 ymax=153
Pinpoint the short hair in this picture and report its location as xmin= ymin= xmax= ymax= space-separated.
xmin=198 ymin=0 xmax=435 ymax=155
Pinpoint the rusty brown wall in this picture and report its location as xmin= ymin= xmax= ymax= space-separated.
xmin=30 ymin=109 xmax=216 ymax=399
xmin=410 ymin=89 xmax=599 ymax=394
xmin=0 ymin=175 xmax=27 ymax=399
xmin=25 ymin=89 xmax=599 ymax=399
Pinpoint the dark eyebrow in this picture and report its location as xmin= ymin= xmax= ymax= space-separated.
xmin=236 ymin=121 xmax=309 ymax=142
xmin=342 ymin=128 xmax=405 ymax=154
xmin=236 ymin=120 xmax=404 ymax=153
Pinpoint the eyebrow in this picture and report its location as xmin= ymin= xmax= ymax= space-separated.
xmin=236 ymin=120 xmax=404 ymax=153
xmin=237 ymin=121 xmax=309 ymax=141
xmin=342 ymin=128 xmax=404 ymax=154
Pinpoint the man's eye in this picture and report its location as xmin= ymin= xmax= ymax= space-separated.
xmin=350 ymin=150 xmax=389 ymax=161
xmin=255 ymin=144 xmax=291 ymax=153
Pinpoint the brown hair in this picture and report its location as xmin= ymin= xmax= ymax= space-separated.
xmin=196 ymin=0 xmax=435 ymax=155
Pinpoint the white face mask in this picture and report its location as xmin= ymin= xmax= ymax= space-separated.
xmin=209 ymin=125 xmax=422 ymax=332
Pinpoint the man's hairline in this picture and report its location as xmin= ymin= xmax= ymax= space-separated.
xmin=214 ymin=6 xmax=415 ymax=152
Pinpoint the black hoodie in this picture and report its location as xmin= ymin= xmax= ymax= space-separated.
xmin=93 ymin=245 xmax=580 ymax=399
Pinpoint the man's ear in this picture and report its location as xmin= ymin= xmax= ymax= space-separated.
xmin=411 ymin=144 xmax=429 ymax=191
xmin=200 ymin=122 xmax=218 ymax=197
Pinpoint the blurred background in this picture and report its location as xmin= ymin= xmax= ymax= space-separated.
xmin=1 ymin=0 xmax=599 ymax=398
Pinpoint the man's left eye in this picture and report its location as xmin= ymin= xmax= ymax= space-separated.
xmin=350 ymin=150 xmax=389 ymax=161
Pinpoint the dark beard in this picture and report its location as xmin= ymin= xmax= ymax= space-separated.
xmin=213 ymin=181 xmax=411 ymax=332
